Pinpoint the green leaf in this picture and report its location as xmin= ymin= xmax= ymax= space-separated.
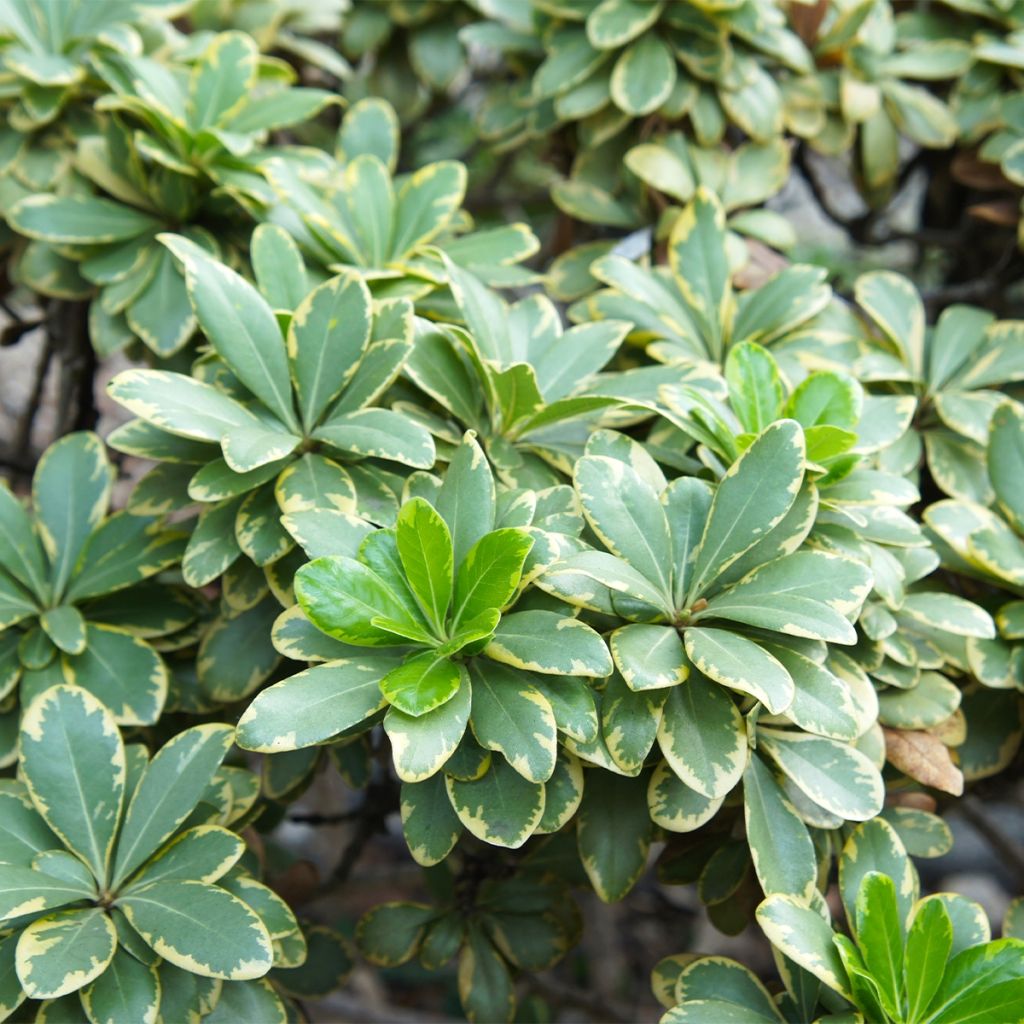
xmin=610 ymin=33 xmax=675 ymax=116
xmin=0 ymin=864 xmax=93 ymax=923
xmin=688 ymin=420 xmax=805 ymax=602
xmin=611 ymin=624 xmax=688 ymax=691
xmin=725 ymin=342 xmax=784 ymax=434
xmin=574 ymin=455 xmax=672 ymax=598
xmin=669 ymin=188 xmax=732 ymax=358
xmin=295 ymin=555 xmax=428 ymax=647
xmin=80 ymin=946 xmax=159 ymax=1024
xmin=0 ymin=482 xmax=48 ymax=599
xmin=587 ymin=0 xmax=660 ymax=42
xmin=577 ymin=770 xmax=652 ymax=901
xmin=339 ymin=97 xmax=399 ymax=171
xmin=66 ymin=512 xmax=185 ymax=603
xmin=9 ymin=194 xmax=158 ymax=244
xmin=684 ymin=628 xmax=794 ymax=714
xmin=647 ymin=761 xmax=723 ymax=833
xmin=250 ymin=224 xmax=307 ymax=311
xmin=758 ymin=729 xmax=884 ymax=821
xmin=237 ymin=657 xmax=395 ymax=752
xmin=699 ymin=551 xmax=870 ymax=645
xmin=453 ymin=528 xmax=533 ymax=629
xmin=756 ymin=895 xmax=851 ymax=999
xmin=20 ymin=684 xmax=124 ymax=886
xmin=112 ymin=725 xmax=234 ymax=888
xmin=275 ymin=453 xmax=356 ymax=516
xmin=16 ymin=908 xmax=116 ymax=1000
xmin=446 ymin=757 xmax=544 ymax=849
xmin=63 ymin=624 xmax=167 ymax=727
xmin=855 ymin=271 xmax=925 ymax=378
xmin=204 ymin=979 xmax=286 ymax=1024
xmin=675 ymin=956 xmax=783 ymax=1021
xmin=468 ymin=661 xmax=556 ymax=783
xmin=766 ymin=646 xmax=860 ymax=741
xmin=855 ymin=873 xmax=904 ymax=1018
xmin=357 ymin=902 xmax=432 ymax=967
xmin=40 ymin=606 xmax=86 ymax=655
xmin=392 ymin=160 xmax=466 ymax=258
xmin=314 ymin=408 xmax=436 ymax=468
xmin=125 ymin=246 xmax=195 ymax=357
xmin=381 ymin=654 xmax=464 ymax=717
xmin=459 ymin=922 xmax=515 ymax=1024
xmin=288 ymin=271 xmax=371 ymax=431
xmin=396 ymin=498 xmax=454 ymax=631
xmin=400 ymin=775 xmax=462 ymax=866
xmin=127 ymin=825 xmax=244 ymax=889
xmin=486 ymin=610 xmax=612 ymax=677
xmin=160 ymin=235 xmax=298 ymax=432
xmin=436 ymin=432 xmax=496 ymax=567
xmin=274 ymin=923 xmax=353 ymax=1000
xmin=989 ymin=402 xmax=1024 ymax=532
xmin=904 ymin=897 xmax=952 ymax=1022
xmin=33 ymin=432 xmax=111 ymax=600
xmin=924 ymin=938 xmax=1024 ymax=1023
xmin=108 ymin=369 xmax=260 ymax=445
xmin=118 ymin=879 xmax=273 ymax=980
xmin=385 ymin=676 xmax=471 ymax=782
xmin=187 ymin=31 xmax=258 ymax=130
xmin=743 ymin=755 xmax=816 ymax=901
xmin=0 ymin=788 xmax=59 ymax=867
xmin=657 ymin=675 xmax=746 ymax=799
xmin=220 ymin=425 xmax=300 ymax=475
xmin=537 ymin=750 xmax=585 ymax=834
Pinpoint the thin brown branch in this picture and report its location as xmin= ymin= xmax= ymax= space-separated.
xmin=958 ymin=794 xmax=1024 ymax=888
xmin=527 ymin=973 xmax=635 ymax=1024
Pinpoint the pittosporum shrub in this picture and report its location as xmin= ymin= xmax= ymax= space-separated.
xmin=1 ymin=2 xmax=1024 ymax=1022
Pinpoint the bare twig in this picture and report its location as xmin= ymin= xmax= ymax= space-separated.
xmin=527 ymin=973 xmax=635 ymax=1024
xmin=11 ymin=333 xmax=52 ymax=462
xmin=958 ymin=794 xmax=1024 ymax=888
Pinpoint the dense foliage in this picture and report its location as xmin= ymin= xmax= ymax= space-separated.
xmin=1 ymin=1 xmax=1023 ymax=1022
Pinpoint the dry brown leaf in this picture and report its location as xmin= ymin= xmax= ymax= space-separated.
xmin=735 ymin=239 xmax=790 ymax=290
xmin=951 ymin=150 xmax=1011 ymax=191
xmin=884 ymin=791 xmax=938 ymax=813
xmin=967 ymin=200 xmax=1020 ymax=227
xmin=884 ymin=728 xmax=964 ymax=795
xmin=790 ymin=0 xmax=829 ymax=47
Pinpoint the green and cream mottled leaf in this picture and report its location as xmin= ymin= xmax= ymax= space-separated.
xmin=381 ymin=653 xmax=463 ymax=718
xmin=486 ymin=610 xmax=612 ymax=677
xmin=688 ymin=420 xmax=805 ymax=602
xmin=33 ymin=432 xmax=111 ymax=600
xmin=684 ymin=628 xmax=794 ymax=714
xmin=743 ymin=755 xmax=817 ymax=901
xmin=536 ymin=750 xmax=585 ymax=834
xmin=118 ymin=880 xmax=272 ymax=980
xmin=577 ymin=770 xmax=652 ymax=902
xmin=160 ymin=235 xmax=298 ymax=432
xmin=469 ymin=661 xmax=556 ymax=783
xmin=446 ymin=758 xmax=544 ymax=849
xmin=237 ymin=657 xmax=395 ymax=752
xmin=758 ymin=729 xmax=884 ymax=822
xmin=647 ymin=760 xmax=723 ymax=833
xmin=16 ymin=907 xmax=116 ymax=999
xmin=755 ymin=895 xmax=850 ymax=999
xmin=20 ymin=684 xmax=124 ymax=885
xmin=288 ymin=272 xmax=371 ymax=431
xmin=80 ymin=946 xmax=160 ymax=1024
xmin=657 ymin=675 xmax=746 ymax=799
xmin=400 ymin=775 xmax=462 ymax=866
xmin=385 ymin=675 xmax=471 ymax=782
